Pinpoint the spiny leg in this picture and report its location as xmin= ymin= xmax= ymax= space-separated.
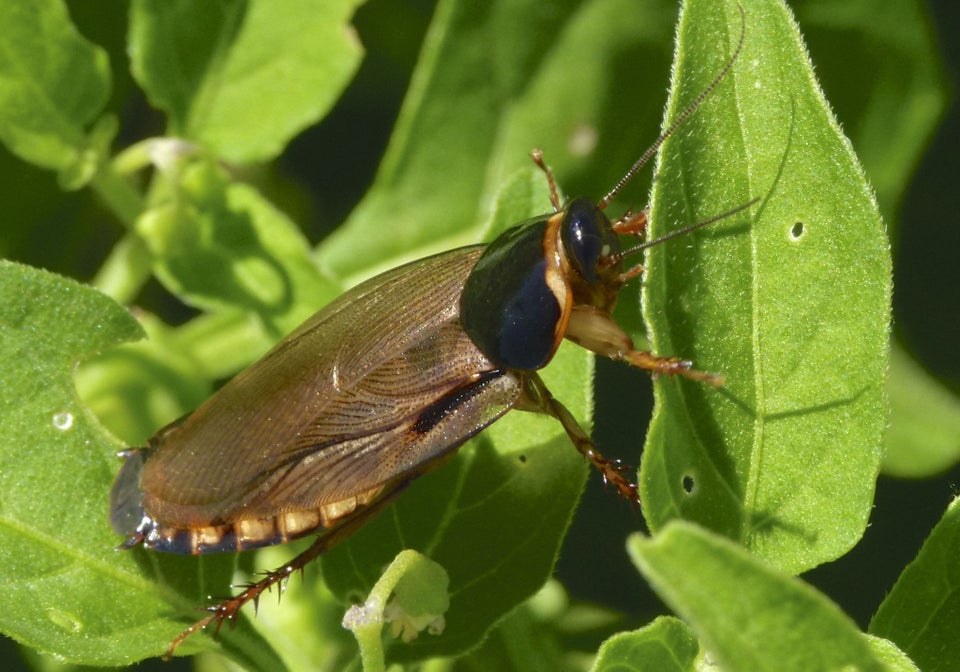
xmin=623 ymin=349 xmax=725 ymax=387
xmin=517 ymin=373 xmax=638 ymax=505
xmin=164 ymin=484 xmax=408 ymax=658
xmin=164 ymin=535 xmax=330 ymax=658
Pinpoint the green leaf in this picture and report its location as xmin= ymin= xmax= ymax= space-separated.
xmin=641 ymin=0 xmax=890 ymax=573
xmin=0 ymin=262 xmax=284 ymax=668
xmin=75 ymin=312 xmax=215 ymax=446
xmin=0 ymin=0 xmax=112 ymax=180
xmin=869 ymin=497 xmax=960 ymax=672
xmin=591 ymin=616 xmax=699 ymax=672
xmin=865 ymin=636 xmax=921 ymax=672
xmin=136 ymin=158 xmax=340 ymax=338
xmin=316 ymin=0 xmax=679 ymax=282
xmin=882 ymin=345 xmax=960 ymax=477
xmin=629 ymin=523 xmax=888 ymax=672
xmin=0 ymin=261 xmax=137 ymax=664
xmin=128 ymin=0 xmax=365 ymax=163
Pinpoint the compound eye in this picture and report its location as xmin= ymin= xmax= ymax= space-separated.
xmin=561 ymin=197 xmax=619 ymax=284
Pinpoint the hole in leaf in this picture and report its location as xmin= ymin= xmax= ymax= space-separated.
xmin=681 ymin=474 xmax=695 ymax=494
xmin=517 ymin=454 xmax=527 ymax=463
xmin=790 ymin=221 xmax=805 ymax=240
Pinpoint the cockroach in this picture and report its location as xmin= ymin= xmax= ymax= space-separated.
xmin=111 ymin=8 xmax=749 ymax=657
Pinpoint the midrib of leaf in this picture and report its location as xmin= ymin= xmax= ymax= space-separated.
xmin=377 ymin=433 xmax=569 ymax=599
xmin=417 ymin=447 xmax=470 ymax=559
xmin=370 ymin=0 xmax=457 ymax=184
xmin=0 ymin=512 xmax=200 ymax=617
xmin=739 ymin=51 xmax=766 ymax=548
xmin=438 ymin=445 xmax=566 ymax=601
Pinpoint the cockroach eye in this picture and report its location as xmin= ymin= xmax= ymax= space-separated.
xmin=560 ymin=197 xmax=620 ymax=284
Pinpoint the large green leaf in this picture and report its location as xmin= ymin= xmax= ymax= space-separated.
xmin=315 ymin=0 xmax=679 ymax=283
xmin=134 ymin=158 xmax=341 ymax=338
xmin=629 ymin=523 xmax=893 ymax=671
xmin=869 ymin=497 xmax=960 ymax=672
xmin=128 ymin=0 xmax=364 ymax=163
xmin=0 ymin=0 xmax=113 ymax=186
xmin=641 ymin=0 xmax=890 ymax=574
xmin=0 ymin=261 xmax=279 ymax=668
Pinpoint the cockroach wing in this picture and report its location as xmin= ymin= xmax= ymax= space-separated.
xmin=126 ymin=246 xmax=524 ymax=545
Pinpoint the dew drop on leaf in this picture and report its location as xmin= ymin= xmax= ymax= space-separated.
xmin=52 ymin=411 xmax=73 ymax=431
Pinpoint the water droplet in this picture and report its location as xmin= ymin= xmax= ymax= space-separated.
xmin=52 ymin=411 xmax=74 ymax=431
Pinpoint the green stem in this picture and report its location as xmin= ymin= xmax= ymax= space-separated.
xmin=88 ymin=162 xmax=150 ymax=302
xmin=92 ymin=233 xmax=152 ymax=304
xmin=90 ymin=164 xmax=145 ymax=229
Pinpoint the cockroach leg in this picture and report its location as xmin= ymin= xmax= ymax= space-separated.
xmin=611 ymin=208 xmax=649 ymax=236
xmin=564 ymin=305 xmax=724 ymax=387
xmin=163 ymin=536 xmax=329 ymax=659
xmin=164 ymin=483 xmax=409 ymax=658
xmin=623 ymin=350 xmax=725 ymax=387
xmin=618 ymin=264 xmax=644 ymax=283
xmin=518 ymin=373 xmax=639 ymax=505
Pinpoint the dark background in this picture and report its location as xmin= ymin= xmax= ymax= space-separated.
xmin=1 ymin=0 xmax=957 ymax=668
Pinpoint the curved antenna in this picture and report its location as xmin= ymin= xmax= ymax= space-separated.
xmin=612 ymin=198 xmax=758 ymax=265
xmin=598 ymin=4 xmax=746 ymax=211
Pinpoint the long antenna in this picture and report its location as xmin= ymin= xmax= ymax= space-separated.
xmin=598 ymin=4 xmax=746 ymax=211
xmin=620 ymin=198 xmax=758 ymax=260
